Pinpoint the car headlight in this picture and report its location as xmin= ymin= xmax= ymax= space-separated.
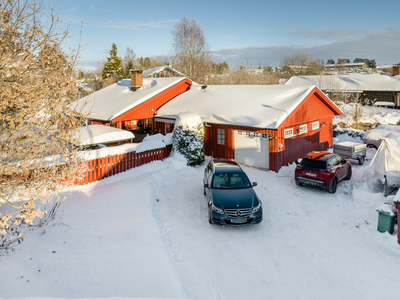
xmin=212 ymin=204 xmax=224 ymax=214
xmin=252 ymin=202 xmax=261 ymax=213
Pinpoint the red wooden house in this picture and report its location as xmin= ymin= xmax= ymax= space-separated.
xmin=74 ymin=70 xmax=191 ymax=132
xmin=155 ymin=84 xmax=342 ymax=172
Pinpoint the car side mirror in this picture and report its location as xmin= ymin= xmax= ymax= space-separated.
xmin=341 ymin=159 xmax=346 ymax=164
xmin=204 ymin=183 xmax=209 ymax=188
xmin=295 ymin=160 xmax=299 ymax=165
xmin=252 ymin=182 xmax=257 ymax=187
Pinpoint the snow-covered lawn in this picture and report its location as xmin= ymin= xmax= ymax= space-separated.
xmin=0 ymin=145 xmax=399 ymax=300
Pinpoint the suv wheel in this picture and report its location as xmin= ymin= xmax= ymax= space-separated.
xmin=208 ymin=206 xmax=213 ymax=224
xmin=295 ymin=178 xmax=303 ymax=186
xmin=345 ymin=166 xmax=352 ymax=180
xmin=328 ymin=178 xmax=338 ymax=194
xmin=358 ymin=156 xmax=365 ymax=165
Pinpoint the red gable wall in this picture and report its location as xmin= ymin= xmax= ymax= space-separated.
xmin=112 ymin=79 xmax=192 ymax=122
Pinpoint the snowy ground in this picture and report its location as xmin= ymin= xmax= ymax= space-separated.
xmin=1 ymin=137 xmax=399 ymax=300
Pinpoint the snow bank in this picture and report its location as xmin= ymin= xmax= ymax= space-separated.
xmin=143 ymin=133 xmax=173 ymax=145
xmin=335 ymin=104 xmax=400 ymax=126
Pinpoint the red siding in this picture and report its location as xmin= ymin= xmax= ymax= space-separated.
xmin=112 ymin=79 xmax=191 ymax=122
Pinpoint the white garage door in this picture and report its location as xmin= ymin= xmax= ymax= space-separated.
xmin=234 ymin=131 xmax=269 ymax=169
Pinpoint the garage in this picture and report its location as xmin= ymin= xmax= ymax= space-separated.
xmin=234 ymin=130 xmax=269 ymax=168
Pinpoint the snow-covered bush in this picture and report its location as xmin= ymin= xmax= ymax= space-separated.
xmin=173 ymin=122 xmax=205 ymax=166
xmin=333 ymin=127 xmax=364 ymax=139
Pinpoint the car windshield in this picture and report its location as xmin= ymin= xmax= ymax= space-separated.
xmin=212 ymin=173 xmax=251 ymax=189
xmin=299 ymin=158 xmax=327 ymax=170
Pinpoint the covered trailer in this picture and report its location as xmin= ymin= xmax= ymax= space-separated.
xmin=370 ymin=137 xmax=400 ymax=195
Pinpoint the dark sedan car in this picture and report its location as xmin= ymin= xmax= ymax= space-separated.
xmin=294 ymin=151 xmax=352 ymax=194
xmin=203 ymin=159 xmax=262 ymax=225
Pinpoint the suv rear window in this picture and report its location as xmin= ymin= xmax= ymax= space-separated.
xmin=299 ymin=158 xmax=327 ymax=170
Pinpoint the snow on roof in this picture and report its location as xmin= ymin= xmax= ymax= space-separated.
xmin=156 ymin=84 xmax=324 ymax=129
xmin=75 ymin=125 xmax=134 ymax=146
xmin=143 ymin=65 xmax=185 ymax=78
xmin=73 ymin=77 xmax=188 ymax=121
xmin=285 ymin=74 xmax=400 ymax=92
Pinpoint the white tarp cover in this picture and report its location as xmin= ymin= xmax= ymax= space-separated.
xmin=372 ymin=137 xmax=400 ymax=186
xmin=75 ymin=125 xmax=134 ymax=146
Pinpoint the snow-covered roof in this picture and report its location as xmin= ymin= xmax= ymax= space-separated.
xmin=285 ymin=74 xmax=400 ymax=92
xmin=156 ymin=84 xmax=331 ymax=130
xmin=73 ymin=77 xmax=188 ymax=121
xmin=143 ymin=65 xmax=185 ymax=78
xmin=75 ymin=125 xmax=134 ymax=146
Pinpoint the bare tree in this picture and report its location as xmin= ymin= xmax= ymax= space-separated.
xmin=0 ymin=0 xmax=87 ymax=251
xmin=171 ymin=17 xmax=210 ymax=82
xmin=123 ymin=47 xmax=136 ymax=78
xmin=281 ymin=53 xmax=324 ymax=77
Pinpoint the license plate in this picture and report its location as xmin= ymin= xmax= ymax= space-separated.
xmin=231 ymin=218 xmax=247 ymax=224
xmin=305 ymin=172 xmax=317 ymax=177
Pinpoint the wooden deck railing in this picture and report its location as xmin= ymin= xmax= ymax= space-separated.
xmin=77 ymin=144 xmax=172 ymax=185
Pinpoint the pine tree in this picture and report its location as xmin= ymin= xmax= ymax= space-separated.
xmin=102 ymin=43 xmax=125 ymax=80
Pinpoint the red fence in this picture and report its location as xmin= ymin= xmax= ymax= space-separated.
xmin=77 ymin=144 xmax=172 ymax=185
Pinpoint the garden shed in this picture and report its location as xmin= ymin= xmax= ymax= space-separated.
xmin=156 ymin=84 xmax=342 ymax=171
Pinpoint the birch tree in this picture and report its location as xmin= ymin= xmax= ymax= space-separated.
xmin=171 ymin=17 xmax=210 ymax=83
xmin=0 ymin=0 xmax=87 ymax=251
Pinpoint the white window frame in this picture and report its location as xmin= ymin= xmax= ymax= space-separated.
xmin=312 ymin=121 xmax=319 ymax=131
xmin=299 ymin=124 xmax=308 ymax=135
xmin=284 ymin=128 xmax=294 ymax=139
xmin=217 ymin=129 xmax=225 ymax=145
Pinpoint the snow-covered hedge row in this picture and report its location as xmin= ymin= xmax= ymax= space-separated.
xmin=333 ymin=127 xmax=364 ymax=139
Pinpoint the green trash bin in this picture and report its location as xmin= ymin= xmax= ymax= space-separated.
xmin=376 ymin=204 xmax=396 ymax=234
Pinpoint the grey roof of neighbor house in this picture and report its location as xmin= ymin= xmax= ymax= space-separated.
xmin=156 ymin=84 xmax=338 ymax=130
xmin=284 ymin=75 xmax=400 ymax=92
xmin=73 ymin=77 xmax=188 ymax=121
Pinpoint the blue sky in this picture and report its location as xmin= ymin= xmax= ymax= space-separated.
xmin=49 ymin=0 xmax=400 ymax=70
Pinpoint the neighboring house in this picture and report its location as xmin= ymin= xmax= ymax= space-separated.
xmin=155 ymin=84 xmax=342 ymax=172
xmin=74 ymin=70 xmax=192 ymax=132
xmin=285 ymin=74 xmax=400 ymax=105
xmin=143 ymin=64 xmax=185 ymax=78
xmin=325 ymin=62 xmax=368 ymax=72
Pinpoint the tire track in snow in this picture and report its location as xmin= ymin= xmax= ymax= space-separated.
xmin=150 ymin=162 xmax=224 ymax=300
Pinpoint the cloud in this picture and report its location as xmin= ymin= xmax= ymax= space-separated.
xmin=212 ymin=26 xmax=400 ymax=66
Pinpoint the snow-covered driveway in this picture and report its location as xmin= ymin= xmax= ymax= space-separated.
xmin=0 ymin=151 xmax=399 ymax=300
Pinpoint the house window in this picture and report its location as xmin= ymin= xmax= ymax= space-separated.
xmin=284 ymin=128 xmax=294 ymax=139
xmin=217 ymin=129 xmax=225 ymax=145
xmin=299 ymin=124 xmax=308 ymax=135
xmin=312 ymin=121 xmax=319 ymax=130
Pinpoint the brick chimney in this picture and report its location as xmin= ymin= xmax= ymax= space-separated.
xmin=131 ymin=69 xmax=143 ymax=91
xmin=393 ymin=66 xmax=400 ymax=76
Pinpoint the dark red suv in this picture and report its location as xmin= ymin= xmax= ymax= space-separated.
xmin=294 ymin=151 xmax=352 ymax=193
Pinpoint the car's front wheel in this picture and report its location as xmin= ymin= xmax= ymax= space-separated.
xmin=358 ymin=156 xmax=365 ymax=165
xmin=208 ymin=206 xmax=213 ymax=224
xmin=328 ymin=178 xmax=338 ymax=194
xmin=345 ymin=166 xmax=352 ymax=180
